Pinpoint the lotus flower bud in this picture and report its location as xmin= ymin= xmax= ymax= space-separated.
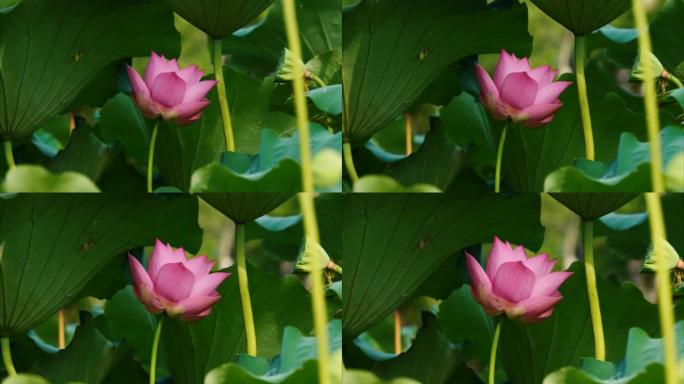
xmin=465 ymin=236 xmax=572 ymax=323
xmin=276 ymin=48 xmax=307 ymax=82
xmin=630 ymin=52 xmax=667 ymax=82
xmin=475 ymin=49 xmax=572 ymax=128
xmin=126 ymin=52 xmax=216 ymax=125
xmin=295 ymin=237 xmax=336 ymax=273
xmin=128 ymin=239 xmax=230 ymax=322
xmin=642 ymin=238 xmax=682 ymax=272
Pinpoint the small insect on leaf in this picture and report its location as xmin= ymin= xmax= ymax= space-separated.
xmin=418 ymin=47 xmax=430 ymax=61
xmin=74 ymin=48 xmax=85 ymax=62
xmin=418 ymin=234 xmax=432 ymax=251
xmin=80 ymin=239 xmax=94 ymax=252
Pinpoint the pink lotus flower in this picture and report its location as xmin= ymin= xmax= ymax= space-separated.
xmin=128 ymin=239 xmax=230 ymax=322
xmin=476 ymin=49 xmax=572 ymax=128
xmin=465 ymin=237 xmax=572 ymax=323
xmin=126 ymin=52 xmax=216 ymax=125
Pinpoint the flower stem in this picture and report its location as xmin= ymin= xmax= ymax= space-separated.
xmin=393 ymin=310 xmax=402 ymax=354
xmin=583 ymin=220 xmax=605 ymax=361
xmin=343 ymin=142 xmax=359 ymax=183
xmin=58 ymin=309 xmax=66 ymax=349
xmin=494 ymin=122 xmax=509 ymax=193
xmin=488 ymin=320 xmax=502 ymax=384
xmin=404 ymin=113 xmax=413 ymax=155
xmin=3 ymin=141 xmax=15 ymax=169
xmin=1 ymin=338 xmax=16 ymax=376
xmin=632 ymin=0 xmax=665 ymax=193
xmin=297 ymin=194 xmax=331 ymax=384
xmin=213 ymin=38 xmax=236 ymax=152
xmin=309 ymin=72 xmax=328 ymax=88
xmin=282 ymin=0 xmax=314 ymax=193
xmin=146 ymin=121 xmax=159 ymax=193
xmin=236 ymin=224 xmax=257 ymax=356
xmin=149 ymin=316 xmax=164 ymax=384
xmin=326 ymin=262 xmax=343 ymax=274
xmin=574 ymin=35 xmax=596 ymax=161
xmin=666 ymin=73 xmax=684 ymax=89
xmin=644 ymin=192 xmax=678 ymax=384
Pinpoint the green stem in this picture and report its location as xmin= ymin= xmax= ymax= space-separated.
xmin=146 ymin=122 xmax=159 ymax=193
xmin=327 ymin=262 xmax=342 ymax=275
xmin=488 ymin=320 xmax=502 ymax=384
xmin=309 ymin=72 xmax=327 ymax=88
xmin=645 ymin=193 xmax=678 ymax=384
xmin=343 ymin=142 xmax=359 ymax=184
xmin=1 ymin=338 xmax=16 ymax=376
xmin=282 ymin=0 xmax=314 ymax=193
xmin=3 ymin=141 xmax=15 ymax=169
xmin=575 ymin=35 xmax=596 ymax=161
xmin=632 ymin=0 xmax=665 ymax=193
xmin=236 ymin=224 xmax=257 ymax=356
xmin=297 ymin=194 xmax=331 ymax=384
xmin=494 ymin=122 xmax=508 ymax=193
xmin=666 ymin=73 xmax=684 ymax=89
xmin=213 ymin=38 xmax=236 ymax=152
xmin=149 ymin=316 xmax=164 ymax=384
xmin=583 ymin=220 xmax=606 ymax=361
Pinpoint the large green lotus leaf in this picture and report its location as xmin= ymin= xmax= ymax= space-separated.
xmin=168 ymin=0 xmax=275 ymax=38
xmin=161 ymin=263 xmax=312 ymax=384
xmin=221 ymin=0 xmax=341 ymax=75
xmin=544 ymin=126 xmax=684 ymax=192
xmin=502 ymin=79 xmax=645 ymax=192
xmin=2 ymin=165 xmax=100 ymax=192
xmin=343 ymin=370 xmax=421 ymax=384
xmin=342 ymin=0 xmax=531 ymax=144
xmin=0 ymin=194 xmax=201 ymax=336
xmin=97 ymin=94 xmax=150 ymax=172
xmin=199 ymin=193 xmax=294 ymax=224
xmin=529 ymin=0 xmax=630 ymax=35
xmin=352 ymin=175 xmax=441 ymax=193
xmin=0 ymin=0 xmax=179 ymax=140
xmin=542 ymin=365 xmax=663 ymax=384
xmin=342 ymin=193 xmax=544 ymax=339
xmin=47 ymin=126 xmax=118 ymax=183
xmin=30 ymin=316 xmax=127 ymax=384
xmin=499 ymin=263 xmax=659 ymax=384
xmin=549 ymin=193 xmax=637 ymax=220
xmin=651 ymin=0 xmax=684 ymax=72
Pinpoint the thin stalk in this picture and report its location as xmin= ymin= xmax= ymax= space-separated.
xmin=488 ymin=320 xmax=502 ymax=384
xmin=404 ymin=113 xmax=413 ymax=155
xmin=282 ymin=0 xmax=314 ymax=193
xmin=666 ymin=73 xmax=684 ymax=89
xmin=583 ymin=220 xmax=605 ymax=360
xmin=213 ymin=38 xmax=236 ymax=152
xmin=394 ymin=310 xmax=402 ymax=354
xmin=645 ymin=192 xmax=678 ymax=384
xmin=146 ymin=121 xmax=159 ymax=193
xmin=326 ymin=262 xmax=343 ymax=275
xmin=149 ymin=316 xmax=164 ymax=384
xmin=309 ymin=72 xmax=327 ymax=88
xmin=236 ymin=224 xmax=257 ymax=356
xmin=3 ymin=141 xmax=15 ymax=169
xmin=58 ymin=309 xmax=66 ymax=349
xmin=574 ymin=35 xmax=596 ymax=161
xmin=1 ymin=338 xmax=16 ymax=376
xmin=343 ymin=142 xmax=359 ymax=183
xmin=494 ymin=122 xmax=509 ymax=193
xmin=632 ymin=0 xmax=665 ymax=192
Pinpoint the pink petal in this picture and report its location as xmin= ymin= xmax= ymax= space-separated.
xmin=175 ymin=113 xmax=203 ymax=126
xmin=516 ymin=103 xmax=563 ymax=127
xmin=466 ymin=252 xmax=492 ymax=291
xmin=126 ymin=65 xmax=149 ymax=98
xmin=517 ymin=295 xmax=563 ymax=320
xmin=128 ymin=255 xmax=163 ymax=312
xmin=500 ymin=72 xmax=538 ymax=110
xmin=531 ymin=271 xmax=573 ymax=297
xmin=522 ymin=253 xmax=557 ymax=277
xmin=526 ymin=65 xmax=552 ymax=86
xmin=150 ymin=72 xmax=187 ymax=108
xmin=144 ymin=52 xmax=180 ymax=86
xmin=154 ymin=262 xmax=195 ymax=303
xmin=486 ymin=237 xmax=525 ymax=278
xmin=494 ymin=49 xmax=531 ymax=88
xmin=177 ymin=65 xmax=205 ymax=84
xmin=493 ymin=261 xmax=535 ymax=303
xmin=476 ymin=64 xmax=508 ymax=120
xmin=534 ymin=81 xmax=572 ymax=104
xmin=466 ymin=253 xmax=503 ymax=314
xmin=183 ymin=80 xmax=216 ymax=103
xmin=170 ymin=100 xmax=210 ymax=119
xmin=183 ymin=255 xmax=215 ymax=278
xmin=191 ymin=272 xmax=230 ymax=296
xmin=176 ymin=295 xmax=221 ymax=321
xmin=148 ymin=239 xmax=185 ymax=280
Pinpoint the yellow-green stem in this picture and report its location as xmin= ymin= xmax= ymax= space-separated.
xmin=146 ymin=122 xmax=159 ymax=193
xmin=404 ymin=113 xmax=413 ymax=155
xmin=644 ymin=193 xmax=678 ymax=384
xmin=1 ymin=338 xmax=16 ymax=376
xmin=488 ymin=320 xmax=502 ymax=384
xmin=282 ymin=0 xmax=314 ymax=193
xmin=327 ymin=262 xmax=343 ymax=275
xmin=575 ymin=35 xmax=596 ymax=161
xmin=583 ymin=220 xmax=606 ymax=361
xmin=297 ymin=194 xmax=331 ymax=384
xmin=343 ymin=142 xmax=359 ymax=184
xmin=632 ymin=0 xmax=665 ymax=192
xmin=3 ymin=141 xmax=15 ymax=169
xmin=149 ymin=316 xmax=164 ymax=384
xmin=236 ymin=224 xmax=257 ymax=356
xmin=309 ymin=73 xmax=327 ymax=88
xmin=494 ymin=122 xmax=508 ymax=193
xmin=58 ymin=309 xmax=66 ymax=349
xmin=213 ymin=38 xmax=236 ymax=152
xmin=394 ymin=310 xmax=402 ymax=355
xmin=666 ymin=73 xmax=684 ymax=89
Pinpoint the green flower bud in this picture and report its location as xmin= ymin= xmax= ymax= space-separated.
xmin=276 ymin=48 xmax=307 ymax=82
xmin=630 ymin=52 xmax=666 ymax=82
xmin=642 ymin=238 xmax=681 ymax=272
xmin=313 ymin=149 xmax=342 ymax=188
